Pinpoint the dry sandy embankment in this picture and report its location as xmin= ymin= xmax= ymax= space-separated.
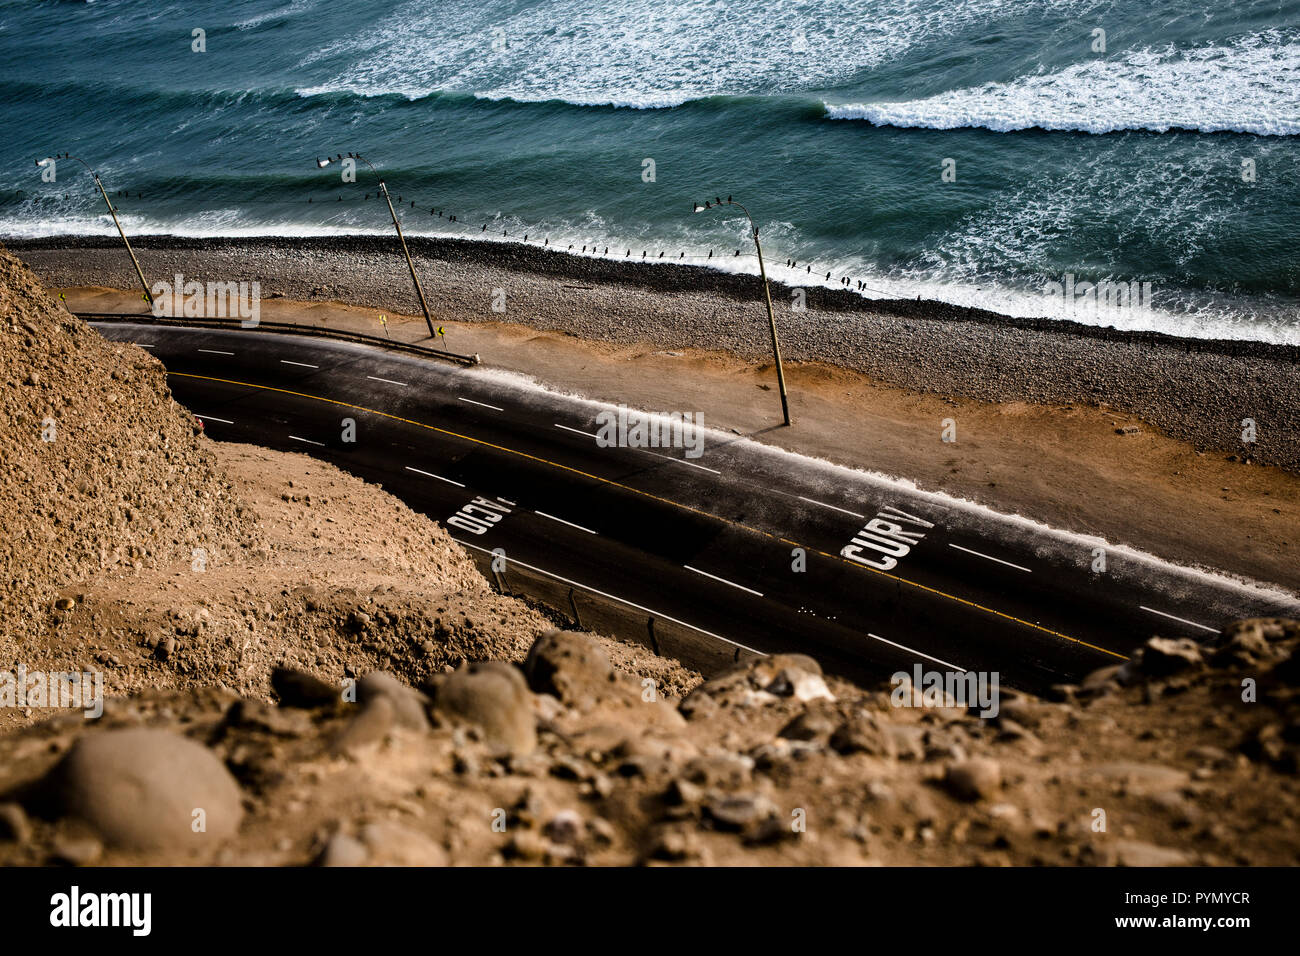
xmin=3 ymin=245 xmax=1300 ymax=867
xmin=26 ymin=232 xmax=1300 ymax=591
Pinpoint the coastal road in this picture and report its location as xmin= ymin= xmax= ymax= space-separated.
xmin=94 ymin=322 xmax=1300 ymax=695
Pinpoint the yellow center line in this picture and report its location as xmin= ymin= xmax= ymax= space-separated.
xmin=173 ymin=370 xmax=1128 ymax=661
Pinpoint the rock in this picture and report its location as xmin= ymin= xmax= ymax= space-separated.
xmin=1271 ymin=647 xmax=1300 ymax=687
xmin=1085 ymin=762 xmax=1191 ymax=795
xmin=645 ymin=825 xmax=702 ymax=862
xmin=943 ymin=758 xmax=1001 ymax=802
xmin=0 ymin=803 xmax=30 ymax=843
xmin=1225 ymin=618 xmax=1300 ymax=645
xmin=333 ymin=694 xmax=396 ymax=756
xmin=44 ymin=729 xmax=244 ymax=852
xmin=1139 ymin=637 xmax=1204 ymax=677
xmin=830 ymin=713 xmax=896 ymax=757
xmin=766 ymin=667 xmax=835 ymax=703
xmin=357 ymin=671 xmax=430 ymax=730
xmin=1115 ymin=424 xmax=1141 ymax=435
xmin=428 ymin=662 xmax=536 ymax=756
xmin=50 ymin=835 xmax=103 ymax=866
xmin=1080 ymin=665 xmax=1122 ymax=692
xmin=357 ymin=822 xmax=447 ymax=866
xmin=1114 ymin=840 xmax=1191 ymax=867
xmin=778 ymin=709 xmax=837 ymax=742
xmin=665 ymin=778 xmax=705 ymax=806
xmin=223 ymin=698 xmax=311 ymax=737
xmin=347 ymin=609 xmax=372 ymax=633
xmin=705 ymin=793 xmax=777 ymax=832
xmin=271 ymin=666 xmax=338 ymax=709
xmin=1211 ymin=626 xmax=1273 ymax=668
xmin=523 ymin=630 xmax=615 ymax=705
xmin=53 ymin=597 xmax=75 ymax=611
xmin=155 ymin=635 xmax=176 ymax=661
xmin=885 ymin=723 xmax=927 ymax=760
xmin=543 ymin=809 xmax=584 ymax=845
xmin=315 ymin=832 xmax=368 ymax=867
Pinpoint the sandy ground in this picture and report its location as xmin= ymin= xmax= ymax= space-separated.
xmin=60 ymin=284 xmax=1300 ymax=593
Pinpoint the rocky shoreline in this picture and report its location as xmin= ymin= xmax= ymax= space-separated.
xmin=11 ymin=235 xmax=1300 ymax=471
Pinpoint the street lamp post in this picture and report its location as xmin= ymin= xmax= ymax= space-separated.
xmin=317 ymin=152 xmax=437 ymax=340
xmin=693 ymin=196 xmax=790 ymax=426
xmin=38 ymin=153 xmax=152 ymax=307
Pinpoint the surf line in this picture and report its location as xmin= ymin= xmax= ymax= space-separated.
xmin=841 ymin=505 xmax=935 ymax=571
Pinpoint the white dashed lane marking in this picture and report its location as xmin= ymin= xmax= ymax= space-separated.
xmin=797 ymin=495 xmax=866 ymax=519
xmin=948 ymin=543 xmax=1032 ymax=573
xmin=289 ymin=435 xmax=325 ymax=446
xmin=280 ymin=359 xmax=319 ymax=369
xmin=195 ymin=414 xmax=233 ymax=424
xmin=366 ymin=375 xmax=408 ymax=387
xmin=684 ymin=565 xmax=764 ymax=597
xmin=132 ymin=343 xmax=156 ymax=348
xmin=404 ymin=466 xmax=465 ymax=488
xmin=554 ymin=423 xmax=598 ymax=438
xmin=1140 ymin=606 xmax=1219 ymax=634
xmin=867 ymin=632 xmax=967 ymax=672
xmin=197 ymin=348 xmax=233 ymax=356
xmin=553 ymin=424 xmax=720 ymax=474
xmin=458 ymin=397 xmax=504 ymax=412
xmin=534 ymin=511 xmax=598 ymax=535
xmin=641 ymin=449 xmax=721 ymax=474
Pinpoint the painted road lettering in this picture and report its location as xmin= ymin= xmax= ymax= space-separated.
xmin=446 ymin=496 xmax=514 ymax=535
xmin=841 ymin=505 xmax=935 ymax=571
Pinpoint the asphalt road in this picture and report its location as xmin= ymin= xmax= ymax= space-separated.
xmin=93 ymin=321 xmax=1300 ymax=695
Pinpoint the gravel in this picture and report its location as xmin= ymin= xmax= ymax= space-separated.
xmin=11 ymin=235 xmax=1299 ymax=471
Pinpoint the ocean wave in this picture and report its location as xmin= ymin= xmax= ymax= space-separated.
xmin=290 ymin=0 xmax=1048 ymax=107
xmin=825 ymin=32 xmax=1300 ymax=135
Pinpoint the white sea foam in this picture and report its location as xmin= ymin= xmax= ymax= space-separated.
xmin=292 ymin=0 xmax=1064 ymax=106
xmin=826 ymin=32 xmax=1300 ymax=135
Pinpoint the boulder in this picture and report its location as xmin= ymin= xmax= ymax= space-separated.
xmin=1138 ymin=637 xmax=1204 ymax=677
xmin=44 ymin=729 xmax=243 ymax=852
xmin=942 ymin=757 xmax=1001 ymax=802
xmin=427 ymin=662 xmax=536 ymax=756
xmin=523 ymin=630 xmax=616 ymax=705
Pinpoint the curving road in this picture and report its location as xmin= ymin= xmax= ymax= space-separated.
xmin=93 ymin=321 xmax=1300 ymax=695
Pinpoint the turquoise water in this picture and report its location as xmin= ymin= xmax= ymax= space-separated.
xmin=1 ymin=0 xmax=1298 ymax=341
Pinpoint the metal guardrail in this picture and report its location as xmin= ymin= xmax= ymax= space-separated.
xmin=76 ymin=311 xmax=480 ymax=367
xmin=457 ymin=541 xmax=765 ymax=678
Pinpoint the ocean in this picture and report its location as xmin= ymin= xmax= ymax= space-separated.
xmin=1 ymin=0 xmax=1298 ymax=342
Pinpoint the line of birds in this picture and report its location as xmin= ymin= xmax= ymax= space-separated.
xmin=26 ymin=184 xmax=890 ymax=294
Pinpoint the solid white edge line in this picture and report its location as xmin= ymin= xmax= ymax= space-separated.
xmin=683 ymin=565 xmax=764 ymax=597
xmin=288 ymin=435 xmax=324 ymax=446
xmin=459 ymin=396 xmax=504 ymax=412
xmin=1139 ymin=606 xmax=1220 ymax=634
xmin=554 ymin=423 xmax=597 ymax=438
xmin=197 ymin=349 xmax=233 ymax=355
xmin=455 ymin=539 xmax=765 ymax=656
xmin=195 ymin=414 xmax=233 ymax=424
xmin=948 ymin=542 xmax=1033 ymax=573
xmin=867 ymin=632 xmax=967 ymax=672
xmin=534 ymin=511 xmax=598 ymax=535
xmin=797 ymin=495 xmax=866 ymax=519
xmin=280 ymin=359 xmax=319 ymax=369
xmin=404 ymin=466 xmax=465 ymax=488
xmin=366 ymin=375 xmax=408 ymax=387
xmin=132 ymin=343 xmax=156 ymax=348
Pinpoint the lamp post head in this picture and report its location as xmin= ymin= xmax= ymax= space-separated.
xmin=315 ymin=157 xmax=331 ymax=168
xmin=36 ymin=157 xmax=53 ymax=166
